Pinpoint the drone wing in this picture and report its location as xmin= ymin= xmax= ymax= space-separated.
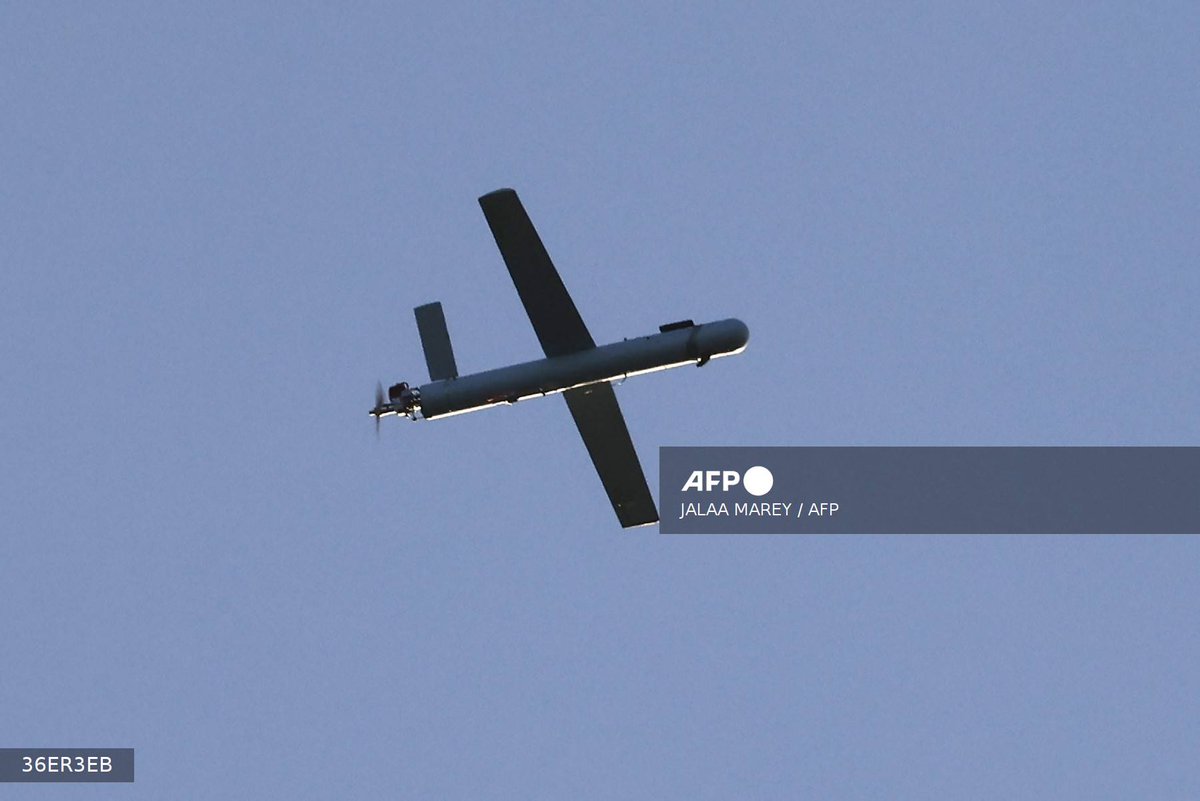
xmin=479 ymin=188 xmax=658 ymax=528
xmin=564 ymin=383 xmax=660 ymax=528
xmin=478 ymin=189 xmax=596 ymax=357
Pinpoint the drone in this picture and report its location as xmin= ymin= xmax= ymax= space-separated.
xmin=372 ymin=189 xmax=748 ymax=527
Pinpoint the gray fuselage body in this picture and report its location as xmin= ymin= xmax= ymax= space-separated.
xmin=415 ymin=318 xmax=749 ymax=419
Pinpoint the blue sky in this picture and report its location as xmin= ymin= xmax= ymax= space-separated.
xmin=2 ymin=3 xmax=1198 ymax=798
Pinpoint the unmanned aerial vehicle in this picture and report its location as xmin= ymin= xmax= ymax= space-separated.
xmin=371 ymin=189 xmax=749 ymax=527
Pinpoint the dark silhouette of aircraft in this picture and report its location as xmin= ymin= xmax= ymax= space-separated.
xmin=372 ymin=189 xmax=748 ymax=527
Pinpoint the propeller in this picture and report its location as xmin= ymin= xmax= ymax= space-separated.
xmin=373 ymin=381 xmax=384 ymax=438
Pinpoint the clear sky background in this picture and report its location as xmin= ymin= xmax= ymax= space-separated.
xmin=2 ymin=3 xmax=1198 ymax=798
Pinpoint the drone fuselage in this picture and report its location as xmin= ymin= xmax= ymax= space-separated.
xmin=379 ymin=318 xmax=747 ymax=421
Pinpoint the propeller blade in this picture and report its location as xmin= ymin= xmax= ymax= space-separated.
xmin=372 ymin=381 xmax=383 ymax=440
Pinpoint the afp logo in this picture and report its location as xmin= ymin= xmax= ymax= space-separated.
xmin=681 ymin=466 xmax=773 ymax=496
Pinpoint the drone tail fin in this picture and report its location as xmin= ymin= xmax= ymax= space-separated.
xmin=414 ymin=302 xmax=459 ymax=382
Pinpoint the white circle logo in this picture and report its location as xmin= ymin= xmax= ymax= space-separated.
xmin=743 ymin=466 xmax=773 ymax=496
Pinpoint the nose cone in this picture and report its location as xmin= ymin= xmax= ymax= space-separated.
xmin=726 ymin=318 xmax=750 ymax=351
xmin=698 ymin=318 xmax=750 ymax=357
